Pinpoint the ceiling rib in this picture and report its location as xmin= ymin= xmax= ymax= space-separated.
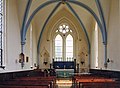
xmin=36 ymin=2 xmax=62 ymax=65
xmin=66 ymin=2 xmax=90 ymax=68
xmin=21 ymin=0 xmax=32 ymax=52
xmin=68 ymin=0 xmax=106 ymax=44
xmin=22 ymin=1 xmax=59 ymax=46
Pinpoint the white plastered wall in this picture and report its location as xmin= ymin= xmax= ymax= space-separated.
xmin=24 ymin=20 xmax=38 ymax=70
xmin=0 ymin=0 xmax=38 ymax=73
xmin=107 ymin=0 xmax=120 ymax=71
xmin=31 ymin=21 xmax=37 ymax=69
xmin=90 ymin=0 xmax=120 ymax=71
xmin=95 ymin=0 xmax=120 ymax=70
xmin=0 ymin=0 xmax=21 ymax=72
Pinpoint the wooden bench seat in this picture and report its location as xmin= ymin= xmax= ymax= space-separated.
xmin=76 ymin=78 xmax=114 ymax=82
xmin=0 ymin=80 xmax=51 ymax=85
xmin=73 ymin=75 xmax=105 ymax=79
xmin=0 ymin=76 xmax=56 ymax=88
xmin=0 ymin=69 xmax=57 ymax=88
xmin=78 ymin=82 xmax=120 ymax=88
xmin=72 ymin=75 xmax=119 ymax=88
xmin=0 ymin=85 xmax=49 ymax=88
xmin=14 ymin=76 xmax=56 ymax=81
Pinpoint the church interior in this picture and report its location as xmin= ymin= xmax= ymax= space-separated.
xmin=0 ymin=0 xmax=120 ymax=88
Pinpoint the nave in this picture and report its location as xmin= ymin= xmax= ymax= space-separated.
xmin=0 ymin=0 xmax=119 ymax=88
xmin=56 ymin=78 xmax=72 ymax=88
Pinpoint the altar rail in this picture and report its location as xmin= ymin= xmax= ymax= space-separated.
xmin=53 ymin=59 xmax=76 ymax=72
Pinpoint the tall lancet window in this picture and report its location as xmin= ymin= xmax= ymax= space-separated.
xmin=55 ymin=34 xmax=63 ymax=61
xmin=0 ymin=0 xmax=6 ymax=68
xmin=54 ymin=24 xmax=74 ymax=61
xmin=95 ymin=22 xmax=98 ymax=68
xmin=66 ymin=34 xmax=73 ymax=61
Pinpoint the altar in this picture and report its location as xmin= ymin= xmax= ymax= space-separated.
xmin=56 ymin=69 xmax=74 ymax=78
xmin=52 ymin=59 xmax=76 ymax=78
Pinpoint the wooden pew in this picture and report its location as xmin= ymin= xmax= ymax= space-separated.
xmin=13 ymin=76 xmax=56 ymax=88
xmin=14 ymin=76 xmax=56 ymax=81
xmin=0 ymin=85 xmax=49 ymax=88
xmin=72 ymin=75 xmax=117 ymax=88
xmin=0 ymin=76 xmax=56 ymax=88
xmin=0 ymin=80 xmax=51 ymax=85
xmin=0 ymin=80 xmax=51 ymax=88
xmin=0 ymin=69 xmax=57 ymax=88
xmin=78 ymin=82 xmax=120 ymax=88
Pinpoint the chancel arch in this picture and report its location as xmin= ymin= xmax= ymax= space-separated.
xmin=39 ymin=9 xmax=89 ymax=72
xmin=21 ymin=0 xmax=107 ymax=69
xmin=19 ymin=0 xmax=110 ymax=70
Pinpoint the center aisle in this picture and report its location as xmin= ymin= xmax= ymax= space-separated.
xmin=56 ymin=78 xmax=72 ymax=88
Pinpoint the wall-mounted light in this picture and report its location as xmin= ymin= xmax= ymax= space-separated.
xmin=107 ymin=58 xmax=110 ymax=63
xmin=107 ymin=58 xmax=113 ymax=63
xmin=30 ymin=66 xmax=33 ymax=69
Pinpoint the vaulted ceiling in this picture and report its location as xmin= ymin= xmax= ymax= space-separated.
xmin=16 ymin=0 xmax=112 ymax=51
